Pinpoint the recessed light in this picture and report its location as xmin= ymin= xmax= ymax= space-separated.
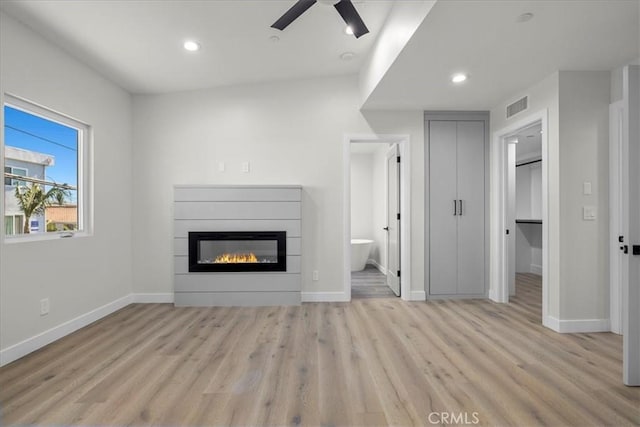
xmin=345 ymin=26 xmax=354 ymax=35
xmin=451 ymin=73 xmax=468 ymax=84
xmin=516 ymin=12 xmax=534 ymax=23
xmin=183 ymin=40 xmax=200 ymax=52
xmin=269 ymin=35 xmax=280 ymax=43
xmin=340 ymin=52 xmax=355 ymax=61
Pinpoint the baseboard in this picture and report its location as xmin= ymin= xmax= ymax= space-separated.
xmin=0 ymin=294 xmax=133 ymax=367
xmin=488 ymin=287 xmax=500 ymax=302
xmin=366 ymin=259 xmax=387 ymax=275
xmin=544 ymin=316 xmax=610 ymax=333
xmin=133 ymin=293 xmax=174 ymax=303
xmin=301 ymin=291 xmax=350 ymax=302
xmin=530 ymin=264 xmax=543 ymax=275
xmin=409 ymin=290 xmax=426 ymax=301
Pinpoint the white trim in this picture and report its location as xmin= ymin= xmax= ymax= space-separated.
xmin=344 ymin=134 xmax=413 ymax=301
xmin=530 ymin=264 xmax=543 ymax=276
xmin=133 ymin=293 xmax=174 ymax=303
xmin=545 ymin=316 xmax=611 ymax=333
xmin=609 ymin=100 xmax=626 ymax=335
xmin=367 ymin=258 xmax=387 ymax=274
xmin=301 ymin=291 xmax=350 ymax=302
xmin=410 ymin=290 xmax=427 ymax=301
xmin=2 ymin=93 xmax=93 ymax=241
xmin=0 ymin=294 xmax=133 ymax=367
xmin=491 ymin=110 xmax=550 ymax=328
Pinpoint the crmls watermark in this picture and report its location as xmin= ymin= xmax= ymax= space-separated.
xmin=428 ymin=412 xmax=480 ymax=425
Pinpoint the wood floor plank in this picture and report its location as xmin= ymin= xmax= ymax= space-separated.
xmin=0 ymin=274 xmax=638 ymax=426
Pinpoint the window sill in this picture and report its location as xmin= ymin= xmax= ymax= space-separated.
xmin=3 ymin=231 xmax=92 ymax=244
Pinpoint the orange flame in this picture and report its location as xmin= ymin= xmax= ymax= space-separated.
xmin=214 ymin=252 xmax=259 ymax=264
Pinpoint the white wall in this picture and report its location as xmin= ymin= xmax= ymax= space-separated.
xmin=558 ymin=71 xmax=611 ymax=321
xmin=132 ymin=77 xmax=425 ymax=296
xmin=350 ymin=153 xmax=375 ymax=241
xmin=371 ymin=145 xmax=388 ymax=269
xmin=491 ymin=70 xmax=611 ymax=325
xmin=0 ymin=12 xmax=133 ymax=354
xmin=359 ymin=1 xmax=435 ymax=105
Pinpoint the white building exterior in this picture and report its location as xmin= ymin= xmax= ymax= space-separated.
xmin=4 ymin=145 xmax=54 ymax=234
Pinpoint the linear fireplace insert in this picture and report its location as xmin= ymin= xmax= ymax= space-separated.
xmin=188 ymin=231 xmax=287 ymax=272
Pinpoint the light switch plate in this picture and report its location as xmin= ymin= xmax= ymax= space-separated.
xmin=583 ymin=206 xmax=596 ymax=220
xmin=583 ymin=181 xmax=592 ymax=195
xmin=218 ymin=161 xmax=225 ymax=172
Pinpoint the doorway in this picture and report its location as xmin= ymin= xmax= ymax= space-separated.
xmin=491 ymin=111 xmax=550 ymax=325
xmin=343 ymin=134 xmax=412 ymax=301
xmin=506 ymin=122 xmax=543 ymax=314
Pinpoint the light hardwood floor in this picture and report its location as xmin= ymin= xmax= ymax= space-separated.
xmin=0 ymin=274 xmax=638 ymax=426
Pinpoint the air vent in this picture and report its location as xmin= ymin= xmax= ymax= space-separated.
xmin=506 ymin=96 xmax=528 ymax=118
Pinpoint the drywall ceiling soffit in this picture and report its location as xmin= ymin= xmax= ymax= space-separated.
xmin=0 ymin=0 xmax=394 ymax=94
xmin=362 ymin=0 xmax=640 ymax=111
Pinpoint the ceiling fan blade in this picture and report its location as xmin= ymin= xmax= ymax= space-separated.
xmin=271 ymin=0 xmax=317 ymax=31
xmin=334 ymin=0 xmax=369 ymax=38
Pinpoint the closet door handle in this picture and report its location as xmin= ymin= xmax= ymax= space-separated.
xmin=453 ymin=200 xmax=457 ymax=216
xmin=457 ymin=199 xmax=463 ymax=216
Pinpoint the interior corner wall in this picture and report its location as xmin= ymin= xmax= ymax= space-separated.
xmin=0 ymin=12 xmax=134 ymax=352
xmin=558 ymin=70 xmax=611 ymax=321
xmin=132 ymin=77 xmax=425 ymax=296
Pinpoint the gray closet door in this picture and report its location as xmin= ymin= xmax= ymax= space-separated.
xmin=456 ymin=121 xmax=485 ymax=295
xmin=429 ymin=121 xmax=458 ymax=295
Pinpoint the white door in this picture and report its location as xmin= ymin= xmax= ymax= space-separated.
xmin=456 ymin=121 xmax=486 ymax=295
xmin=429 ymin=121 xmax=458 ymax=295
xmin=386 ymin=144 xmax=400 ymax=296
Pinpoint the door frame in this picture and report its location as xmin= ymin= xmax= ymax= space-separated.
xmin=424 ymin=112 xmax=490 ymax=299
xmin=609 ymin=100 xmax=626 ymax=335
xmin=343 ymin=134 xmax=413 ymax=301
xmin=385 ymin=144 xmax=401 ymax=296
xmin=490 ymin=109 xmax=551 ymax=327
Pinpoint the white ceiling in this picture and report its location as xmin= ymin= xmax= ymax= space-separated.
xmin=362 ymin=0 xmax=640 ymax=110
xmin=0 ymin=0 xmax=394 ymax=94
xmin=1 ymin=0 xmax=638 ymax=110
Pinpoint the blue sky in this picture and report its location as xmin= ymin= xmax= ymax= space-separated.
xmin=4 ymin=105 xmax=78 ymax=192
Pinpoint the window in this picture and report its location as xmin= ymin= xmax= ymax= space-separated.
xmin=4 ymin=214 xmax=24 ymax=235
xmin=4 ymin=166 xmax=27 ymax=186
xmin=3 ymin=95 xmax=91 ymax=238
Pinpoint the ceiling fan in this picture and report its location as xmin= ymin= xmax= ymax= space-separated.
xmin=271 ymin=0 xmax=370 ymax=39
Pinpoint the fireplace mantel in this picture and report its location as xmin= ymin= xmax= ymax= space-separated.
xmin=173 ymin=185 xmax=302 ymax=307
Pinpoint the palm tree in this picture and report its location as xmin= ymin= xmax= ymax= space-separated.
xmin=14 ymin=183 xmax=69 ymax=234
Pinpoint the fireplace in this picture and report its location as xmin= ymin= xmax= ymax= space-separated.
xmin=188 ymin=231 xmax=287 ymax=272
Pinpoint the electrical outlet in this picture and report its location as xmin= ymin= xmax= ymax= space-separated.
xmin=242 ymin=161 xmax=250 ymax=173
xmin=40 ymin=298 xmax=50 ymax=316
xmin=312 ymin=270 xmax=319 ymax=281
xmin=218 ymin=161 xmax=225 ymax=172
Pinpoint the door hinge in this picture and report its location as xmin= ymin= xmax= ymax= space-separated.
xmin=397 ymin=213 xmax=400 ymax=220
xmin=397 ymin=156 xmax=401 ymax=163
xmin=397 ymin=270 xmax=401 ymax=277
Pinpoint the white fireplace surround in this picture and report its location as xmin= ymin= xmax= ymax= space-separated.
xmin=173 ymin=185 xmax=302 ymax=306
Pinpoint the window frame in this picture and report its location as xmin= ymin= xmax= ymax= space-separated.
xmin=2 ymin=94 xmax=93 ymax=242
xmin=4 ymin=166 xmax=28 ymax=186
